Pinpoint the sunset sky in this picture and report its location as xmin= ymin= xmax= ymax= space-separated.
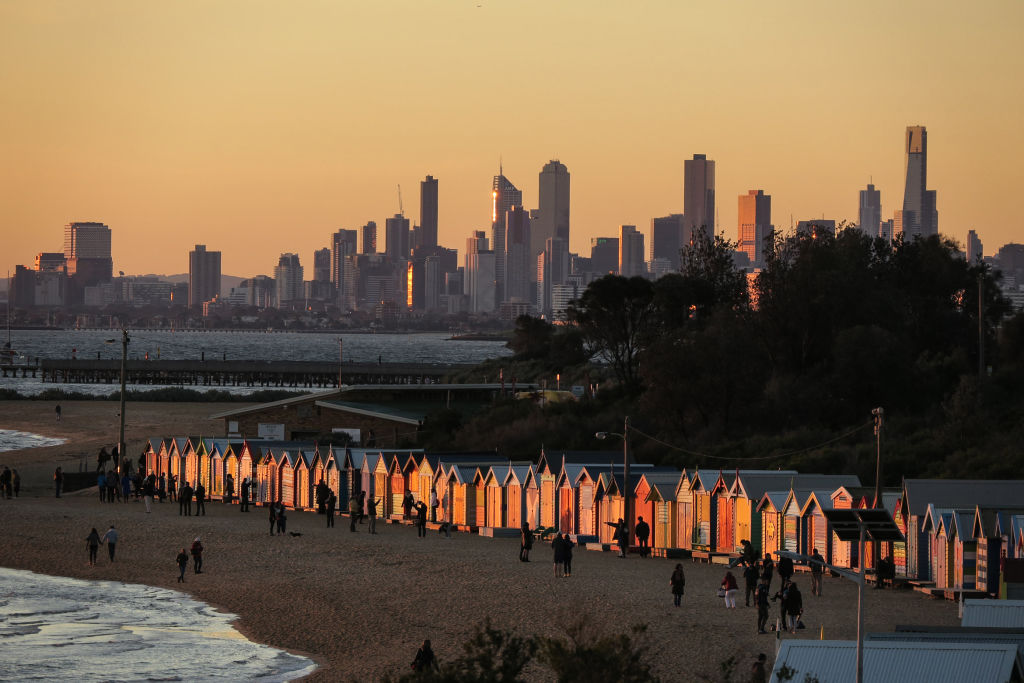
xmin=1 ymin=1 xmax=1021 ymax=279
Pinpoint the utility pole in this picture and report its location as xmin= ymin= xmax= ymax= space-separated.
xmin=871 ymin=406 xmax=883 ymax=571
xmin=118 ymin=329 xmax=129 ymax=476
xmin=623 ymin=415 xmax=631 ymax=547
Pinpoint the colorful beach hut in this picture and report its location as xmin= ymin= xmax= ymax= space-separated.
xmin=799 ymin=490 xmax=836 ymax=563
xmin=503 ymin=464 xmax=534 ymax=531
xmin=637 ymin=469 xmax=682 ymax=551
xmin=757 ymin=491 xmax=789 ymax=560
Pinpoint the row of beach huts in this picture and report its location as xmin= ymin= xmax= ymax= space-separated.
xmin=142 ymin=437 xmax=1024 ymax=599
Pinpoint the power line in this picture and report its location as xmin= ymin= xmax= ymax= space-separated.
xmin=629 ymin=420 xmax=873 ymax=463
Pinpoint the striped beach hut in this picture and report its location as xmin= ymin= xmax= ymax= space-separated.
xmin=416 ymin=454 xmax=440 ymax=508
xmin=503 ymin=464 xmax=534 ymax=531
xmin=673 ymin=470 xmax=696 ymax=550
xmin=145 ymin=438 xmax=167 ymax=477
xmin=573 ymin=466 xmax=603 ymax=539
xmin=254 ymin=445 xmax=277 ymax=504
xmin=922 ymin=506 xmax=955 ymax=589
xmin=781 ymin=489 xmax=812 ymax=556
xmin=757 ymin=491 xmax=789 ymax=560
xmin=293 ymin=450 xmax=314 ymax=509
xmin=309 ymin=448 xmax=326 ymax=501
xmin=387 ymin=454 xmax=408 ymax=517
xmin=482 ymin=464 xmax=511 ymax=529
xmin=321 ymin=446 xmax=343 ymax=505
xmin=799 ymin=490 xmax=836 ymax=563
xmin=636 ymin=469 xmax=682 ymax=551
xmin=555 ymin=463 xmax=588 ymax=534
xmin=687 ymin=470 xmax=724 ymax=551
xmin=434 ymin=453 xmax=509 ymax=526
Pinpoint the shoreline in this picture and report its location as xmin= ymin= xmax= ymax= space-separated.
xmin=0 ymin=400 xmax=961 ymax=682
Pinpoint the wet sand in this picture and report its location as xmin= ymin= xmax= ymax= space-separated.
xmin=0 ymin=401 xmax=959 ymax=681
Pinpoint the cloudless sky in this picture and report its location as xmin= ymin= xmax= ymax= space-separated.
xmin=1 ymin=0 xmax=1021 ymax=279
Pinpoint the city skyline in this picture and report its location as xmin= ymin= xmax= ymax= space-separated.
xmin=1 ymin=1 xmax=1022 ymax=279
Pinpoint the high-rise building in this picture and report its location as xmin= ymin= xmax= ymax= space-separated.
xmin=539 ymin=236 xmax=569 ymax=315
xmin=491 ymin=171 xmax=522 ymax=304
xmin=737 ymin=190 xmax=772 ymax=267
xmin=34 ymin=253 xmax=66 ymax=272
xmin=466 ymin=230 xmax=496 ymax=313
xmin=188 ymin=244 xmax=221 ymax=308
xmin=63 ymin=222 xmax=111 ymax=260
xmin=590 ymin=237 xmax=619 ymax=275
xmin=651 ymin=214 xmax=685 ymax=271
xmin=967 ymin=230 xmax=984 ymax=263
xmin=504 ymin=206 xmax=533 ymax=304
xmin=618 ymin=225 xmax=645 ymax=277
xmin=331 ymin=229 xmax=358 ymax=293
xmin=361 ymin=221 xmax=377 ymax=254
xmin=684 ymin=154 xmax=715 ymax=245
xmin=274 ymin=253 xmax=304 ymax=308
xmin=533 ymin=160 xmax=570 ymax=262
xmin=901 ymin=126 xmax=938 ymax=240
xmin=313 ymin=248 xmax=331 ymax=283
xmin=858 ymin=184 xmax=881 ymax=237
xmin=880 ymin=219 xmax=895 ymax=242
xmin=420 ymin=175 xmax=438 ymax=249
xmin=385 ymin=214 xmax=411 ymax=259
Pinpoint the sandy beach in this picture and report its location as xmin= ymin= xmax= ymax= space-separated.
xmin=0 ymin=401 xmax=959 ymax=681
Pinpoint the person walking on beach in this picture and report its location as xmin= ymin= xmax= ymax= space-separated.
xmin=224 ymin=474 xmax=234 ymax=505
xmin=269 ymin=502 xmax=277 ymax=535
xmin=240 ymin=477 xmax=250 ymax=512
xmin=411 ymin=639 xmax=437 ymax=673
xmin=176 ymin=548 xmax=188 ymax=582
xmin=744 ymin=561 xmax=760 ymax=607
xmin=755 ymin=579 xmax=771 ymax=634
xmin=194 ymin=482 xmax=206 ymax=516
xmin=614 ymin=518 xmax=628 ymax=558
xmin=142 ymin=475 xmax=154 ymax=513
xmin=721 ymin=570 xmax=739 ymax=608
xmin=12 ymin=469 xmax=20 ymax=498
xmin=0 ymin=466 xmax=11 ymax=499
xmin=810 ymin=548 xmax=825 ymax=596
xmin=54 ymin=466 xmax=63 ymax=498
xmin=670 ymin=564 xmax=686 ymax=607
xmin=190 ymin=537 xmax=204 ymax=574
xmin=367 ymin=495 xmax=380 ymax=534
xmin=325 ymin=491 xmax=336 ymax=527
xmin=275 ymin=501 xmax=287 ymax=534
xmin=552 ymin=532 xmax=566 ymax=577
xmin=429 ymin=490 xmax=439 ymax=523
xmin=562 ymin=534 xmax=575 ymax=577
xmin=168 ymin=474 xmax=177 ymax=502
xmin=783 ymin=582 xmax=803 ymax=633
xmin=349 ymin=494 xmax=361 ymax=532
xmin=55 ymin=404 xmax=61 ymax=421
xmin=520 ymin=522 xmax=533 ymax=562
xmin=415 ymin=500 xmax=428 ymax=538
xmin=180 ymin=481 xmax=193 ymax=516
xmin=760 ymin=553 xmax=775 ymax=589
xmin=635 ymin=516 xmax=650 ymax=558
xmin=101 ymin=525 xmax=118 ymax=562
xmin=85 ymin=527 xmax=101 ymax=565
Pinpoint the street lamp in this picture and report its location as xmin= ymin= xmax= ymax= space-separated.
xmin=777 ymin=508 xmax=904 ymax=683
xmin=596 ymin=415 xmax=631 ymax=552
xmin=871 ymin=407 xmax=884 ymax=570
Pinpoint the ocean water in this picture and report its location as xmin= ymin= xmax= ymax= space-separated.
xmin=0 ymin=429 xmax=66 ymax=453
xmin=2 ymin=329 xmax=511 ymax=396
xmin=0 ymin=567 xmax=316 ymax=682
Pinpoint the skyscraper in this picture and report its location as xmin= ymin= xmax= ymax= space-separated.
xmin=858 ymin=184 xmax=881 ymax=238
xmin=63 ymin=222 xmax=111 ymax=260
xmin=420 ymin=175 xmax=438 ymax=249
xmin=900 ymin=126 xmax=938 ymax=240
xmin=313 ymin=248 xmax=331 ymax=283
xmin=465 ymin=230 xmax=495 ymax=313
xmin=651 ymin=214 xmax=685 ymax=271
xmin=967 ymin=230 xmax=983 ymax=263
xmin=684 ymin=154 xmax=715 ymax=245
xmin=539 ymin=236 xmax=569 ymax=315
xmin=188 ymin=244 xmax=221 ymax=308
xmin=590 ymin=237 xmax=619 ymax=275
xmin=361 ymin=221 xmax=377 ymax=254
xmin=385 ymin=214 xmax=411 ymax=259
xmin=331 ymin=229 xmax=358 ymax=291
xmin=737 ymin=190 xmax=772 ymax=267
xmin=504 ymin=206 xmax=533 ymax=303
xmin=274 ymin=253 xmax=304 ymax=308
xmin=491 ymin=171 xmax=522 ymax=304
xmin=533 ymin=160 xmax=570 ymax=262
xmin=618 ymin=225 xmax=645 ymax=277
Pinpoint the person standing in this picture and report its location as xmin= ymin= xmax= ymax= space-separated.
xmin=755 ymin=579 xmax=771 ymax=634
xmin=168 ymin=474 xmax=177 ymax=502
xmin=721 ymin=571 xmax=739 ymax=608
xmin=772 ymin=579 xmax=790 ymax=631
xmin=158 ymin=474 xmax=166 ymax=503
xmin=744 ymin=562 xmax=760 ymax=607
xmin=55 ymin=404 xmax=61 ymax=421
xmin=12 ymin=469 xmax=20 ymax=497
xmin=101 ymin=525 xmax=118 ymax=562
xmin=194 ymin=482 xmax=206 ymax=516
xmin=176 ymin=548 xmax=189 ymax=583
xmin=142 ymin=475 xmax=154 ymax=513
xmin=614 ymin=518 xmax=628 ymax=558
xmin=429 ymin=490 xmax=439 ymax=523
xmin=751 ymin=653 xmax=768 ymax=683
xmin=121 ymin=472 xmax=131 ymax=503
xmin=268 ymin=502 xmax=277 ymax=535
xmin=349 ymin=494 xmax=361 ymax=532
xmin=357 ymin=490 xmax=367 ymax=524
xmin=402 ymin=491 xmax=414 ymax=520
xmin=54 ymin=466 xmax=63 ymax=498
xmin=810 ymin=548 xmax=825 ymax=596
xmin=783 ymin=582 xmax=803 ymax=633
xmin=86 ymin=527 xmax=101 ymax=566
xmin=520 ymin=523 xmax=533 ymax=562
xmin=761 ymin=553 xmax=775 ymax=588
xmin=635 ymin=516 xmax=651 ymax=558
xmin=224 ymin=474 xmax=234 ymax=505
xmin=415 ymin=500 xmax=428 ymax=538
xmin=0 ymin=466 xmax=11 ymax=499
xmin=107 ymin=472 xmax=118 ymax=503
xmin=275 ymin=501 xmax=287 ymax=534
xmin=240 ymin=477 xmax=250 ymax=512
xmin=190 ymin=537 xmax=204 ymax=574
xmin=777 ymin=555 xmax=794 ymax=588
xmin=411 ymin=639 xmax=437 ymax=673
xmin=367 ymin=495 xmax=380 ymax=534
xmin=670 ymin=564 xmax=686 ymax=607
xmin=562 ymin=534 xmax=575 ymax=577
xmin=552 ymin=533 xmax=566 ymax=578
xmin=325 ymin=491 xmax=336 ymax=527
xmin=97 ymin=471 xmax=107 ymax=503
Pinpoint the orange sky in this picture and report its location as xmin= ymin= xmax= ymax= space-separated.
xmin=1 ymin=1 xmax=1022 ymax=279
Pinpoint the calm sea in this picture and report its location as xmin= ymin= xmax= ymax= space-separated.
xmin=1 ymin=329 xmax=512 ymax=396
xmin=0 ymin=567 xmax=316 ymax=682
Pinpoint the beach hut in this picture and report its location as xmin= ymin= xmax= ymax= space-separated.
xmin=223 ymin=445 xmax=240 ymax=500
xmin=387 ymin=455 xmax=407 ymax=518
xmin=372 ymin=452 xmax=391 ymax=516
xmin=687 ymin=470 xmax=723 ymax=551
xmin=293 ymin=450 xmax=313 ymax=509
xmin=757 ymin=491 xmax=788 ymax=560
xmin=309 ymin=448 xmax=325 ymax=502
xmin=781 ymin=489 xmax=811 ymax=556
xmin=573 ymin=466 xmax=603 ymax=539
xmin=447 ymin=465 xmax=479 ymax=527
xmin=145 ymin=438 xmax=166 ymax=477
xmin=183 ymin=436 xmax=201 ymax=488
xmin=799 ymin=491 xmax=835 ymax=564
xmin=555 ymin=463 xmax=589 ymax=534
xmin=158 ymin=439 xmax=173 ymax=479
xmin=482 ymin=464 xmax=510 ymax=529
xmin=830 ymin=487 xmax=871 ymax=568
xmin=322 ymin=447 xmax=342 ymax=505
xmin=503 ymin=464 xmax=533 ymax=532
xmin=401 ymin=453 xmax=422 ymax=503
xmin=673 ymin=470 xmax=696 ymax=550
xmin=168 ymin=437 xmax=192 ymax=486
xmin=208 ymin=440 xmax=228 ymax=499
xmin=523 ymin=467 xmax=541 ymax=530
xmin=636 ymin=469 xmax=682 ymax=551
xmin=416 ymin=454 xmax=440 ymax=509
xmin=255 ymin=446 xmax=277 ymax=504
xmin=276 ymin=448 xmax=297 ymax=507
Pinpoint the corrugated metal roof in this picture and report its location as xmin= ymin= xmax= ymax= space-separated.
xmin=963 ymin=600 xmax=1024 ymax=629
xmin=903 ymin=479 xmax=1024 ymax=517
xmin=871 ymin=630 xmax=1024 ymax=670
xmin=637 ymin=470 xmax=683 ymax=499
xmin=315 ymin=400 xmax=424 ymax=425
xmin=771 ymin=639 xmax=1021 ymax=683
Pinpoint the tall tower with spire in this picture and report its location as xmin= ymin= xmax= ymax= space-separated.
xmin=492 ymin=167 xmax=522 ymax=304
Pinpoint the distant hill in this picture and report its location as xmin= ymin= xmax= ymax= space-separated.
xmin=142 ymin=274 xmax=247 ymax=293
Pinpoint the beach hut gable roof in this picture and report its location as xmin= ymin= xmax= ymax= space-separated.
xmin=756 ymin=490 xmax=790 ymax=514
xmin=503 ymin=464 xmax=533 ymax=487
xmin=798 ymin=490 xmax=837 ymax=517
xmin=962 ymin=599 xmax=1024 ymax=629
xmin=638 ymin=470 xmax=683 ymax=503
xmin=902 ymin=479 xmax=1024 ymax=518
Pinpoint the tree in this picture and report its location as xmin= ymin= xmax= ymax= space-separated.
xmin=508 ymin=315 xmax=552 ymax=360
xmin=566 ymin=275 xmax=656 ymax=391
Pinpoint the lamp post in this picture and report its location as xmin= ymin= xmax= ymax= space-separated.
xmin=871 ymin=407 xmax=883 ymax=572
xmin=596 ymin=415 xmax=631 ymax=551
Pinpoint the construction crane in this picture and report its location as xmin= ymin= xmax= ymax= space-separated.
xmin=397 ymin=184 xmax=404 ymax=217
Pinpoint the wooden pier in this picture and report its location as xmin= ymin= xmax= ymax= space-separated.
xmin=37 ymin=359 xmax=473 ymax=388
